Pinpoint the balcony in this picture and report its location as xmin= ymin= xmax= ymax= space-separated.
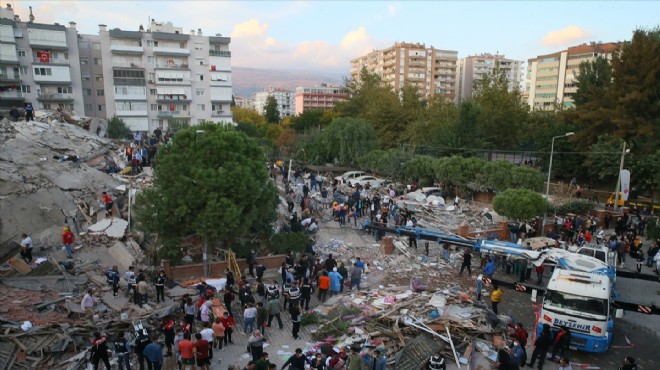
xmin=157 ymin=110 xmax=190 ymax=118
xmin=117 ymin=110 xmax=148 ymax=117
xmin=153 ymin=47 xmax=190 ymax=56
xmin=0 ymin=72 xmax=20 ymax=82
xmin=156 ymin=96 xmax=192 ymax=103
xmin=37 ymin=92 xmax=74 ymax=101
xmin=209 ymin=50 xmax=231 ymax=57
xmin=114 ymin=78 xmax=146 ymax=86
xmin=110 ymin=45 xmax=144 ymax=55
xmin=32 ymin=57 xmax=69 ymax=65
xmin=155 ymin=63 xmax=189 ymax=70
xmin=0 ymin=90 xmax=24 ymax=99
xmin=211 ymin=110 xmax=227 ymax=116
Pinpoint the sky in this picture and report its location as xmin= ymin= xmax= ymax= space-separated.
xmin=8 ymin=1 xmax=660 ymax=75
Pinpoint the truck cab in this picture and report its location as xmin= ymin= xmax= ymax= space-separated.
xmin=537 ymin=270 xmax=613 ymax=353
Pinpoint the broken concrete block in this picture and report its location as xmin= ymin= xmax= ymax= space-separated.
xmin=87 ymin=217 xmax=128 ymax=238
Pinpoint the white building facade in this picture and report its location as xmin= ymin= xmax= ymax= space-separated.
xmin=253 ymin=87 xmax=295 ymax=117
xmin=457 ymin=53 xmax=524 ymax=103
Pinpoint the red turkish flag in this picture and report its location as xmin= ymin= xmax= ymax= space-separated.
xmin=211 ymin=65 xmax=216 ymax=71
xmin=37 ymin=51 xmax=50 ymax=63
xmin=169 ymin=105 xmax=175 ymax=112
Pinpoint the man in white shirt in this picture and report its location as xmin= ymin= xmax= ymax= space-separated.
xmin=243 ymin=303 xmax=257 ymax=334
xmin=81 ymin=289 xmax=96 ymax=321
xmin=199 ymin=321 xmax=215 ymax=359
xmin=20 ymin=233 xmax=33 ymax=264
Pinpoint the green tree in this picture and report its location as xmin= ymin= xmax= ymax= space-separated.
xmin=232 ymin=106 xmax=266 ymax=126
xmin=403 ymin=155 xmax=436 ymax=186
xmin=320 ymin=117 xmax=377 ymax=165
xmin=583 ymin=135 xmax=625 ymax=182
xmin=472 ymin=65 xmax=529 ymax=149
xmin=359 ymin=149 xmax=413 ymax=181
xmin=570 ymin=28 xmax=660 ymax=156
xmin=135 ymin=124 xmax=278 ymax=262
xmin=493 ymin=188 xmax=548 ymax=220
xmin=106 ymin=116 xmax=131 ymax=139
xmin=290 ymin=109 xmax=324 ymax=132
xmin=264 ymin=95 xmax=281 ymax=124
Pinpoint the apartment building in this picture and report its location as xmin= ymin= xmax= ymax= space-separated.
xmin=233 ymin=96 xmax=254 ymax=109
xmin=254 ymin=87 xmax=295 ymax=117
xmin=294 ymin=84 xmax=346 ymax=115
xmin=0 ymin=5 xmax=84 ymax=112
xmin=457 ymin=53 xmax=524 ymax=103
xmin=88 ymin=21 xmax=233 ymax=131
xmin=526 ymin=42 xmax=618 ymax=110
xmin=350 ymin=42 xmax=458 ymax=101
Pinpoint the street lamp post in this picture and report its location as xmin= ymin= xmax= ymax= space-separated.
xmin=540 ymin=132 xmax=574 ymax=236
xmin=612 ymin=142 xmax=629 ymax=211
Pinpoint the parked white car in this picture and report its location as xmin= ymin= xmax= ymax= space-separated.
xmin=348 ymin=175 xmax=389 ymax=188
xmin=336 ymin=171 xmax=366 ymax=184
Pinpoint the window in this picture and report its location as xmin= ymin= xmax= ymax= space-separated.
xmin=150 ymin=104 xmax=158 ymax=111
xmin=78 ymin=41 xmax=88 ymax=49
xmin=21 ymin=85 xmax=31 ymax=93
xmin=95 ymin=74 xmax=103 ymax=82
xmin=82 ymin=73 xmax=91 ymax=81
xmin=150 ymin=89 xmax=157 ymax=96
xmin=93 ymin=42 xmax=101 ymax=50
xmin=20 ymin=66 xmax=28 ymax=75
xmin=197 ymin=104 xmax=205 ymax=111
xmin=93 ymin=58 xmax=101 ymax=65
xmin=146 ymin=40 xmax=154 ymax=47
xmin=97 ymin=89 xmax=104 ymax=96
xmin=148 ymin=72 xmax=156 ymax=81
xmin=83 ymin=88 xmax=92 ymax=96
xmin=34 ymin=67 xmax=52 ymax=75
xmin=80 ymin=58 xmax=89 ymax=65
xmin=198 ymin=74 xmax=204 ymax=81
xmin=57 ymin=86 xmax=72 ymax=94
xmin=98 ymin=104 xmax=103 ymax=111
xmin=84 ymin=104 xmax=92 ymax=112
xmin=18 ymin=50 xmax=26 ymax=57
xmin=196 ymin=89 xmax=205 ymax=96
xmin=195 ymin=42 xmax=204 ymax=51
xmin=147 ymin=56 xmax=155 ymax=65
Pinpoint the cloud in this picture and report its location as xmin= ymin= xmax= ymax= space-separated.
xmin=230 ymin=19 xmax=383 ymax=71
xmin=542 ymin=26 xmax=590 ymax=46
xmin=388 ymin=3 xmax=401 ymax=17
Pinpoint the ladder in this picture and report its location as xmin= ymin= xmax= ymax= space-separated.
xmin=227 ymin=249 xmax=242 ymax=279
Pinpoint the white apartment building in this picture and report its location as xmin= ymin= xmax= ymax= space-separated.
xmin=233 ymin=96 xmax=254 ymax=109
xmin=457 ymin=53 xmax=524 ymax=103
xmin=350 ymin=42 xmax=458 ymax=101
xmin=0 ymin=4 xmax=84 ymax=112
xmin=90 ymin=21 xmax=233 ymax=131
xmin=526 ymin=42 xmax=618 ymax=110
xmin=253 ymin=87 xmax=295 ymax=117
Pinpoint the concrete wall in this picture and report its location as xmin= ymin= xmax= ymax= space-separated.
xmin=162 ymin=254 xmax=287 ymax=281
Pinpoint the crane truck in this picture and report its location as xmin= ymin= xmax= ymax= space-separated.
xmin=363 ymin=222 xmax=659 ymax=353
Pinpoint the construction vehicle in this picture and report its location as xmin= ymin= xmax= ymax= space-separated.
xmin=363 ymin=221 xmax=659 ymax=353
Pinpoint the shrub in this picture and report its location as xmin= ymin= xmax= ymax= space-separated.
xmin=269 ymin=232 xmax=310 ymax=255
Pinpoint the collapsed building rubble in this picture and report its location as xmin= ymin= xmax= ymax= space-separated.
xmin=0 ymin=112 xmax=170 ymax=369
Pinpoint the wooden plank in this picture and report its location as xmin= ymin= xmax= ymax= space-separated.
xmin=8 ymin=258 xmax=32 ymax=274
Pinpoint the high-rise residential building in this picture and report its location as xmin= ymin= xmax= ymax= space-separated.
xmin=0 ymin=4 xmax=233 ymax=131
xmin=89 ymin=21 xmax=233 ymax=131
xmin=526 ymin=42 xmax=618 ymax=110
xmin=350 ymin=42 xmax=458 ymax=101
xmin=294 ymin=83 xmax=346 ymax=115
xmin=0 ymin=4 xmax=84 ymax=112
xmin=457 ymin=53 xmax=524 ymax=103
xmin=233 ymin=96 xmax=254 ymax=110
xmin=253 ymin=87 xmax=295 ymax=117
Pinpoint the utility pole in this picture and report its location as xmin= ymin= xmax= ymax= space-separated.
xmin=613 ymin=142 xmax=628 ymax=211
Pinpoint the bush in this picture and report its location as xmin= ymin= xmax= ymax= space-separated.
xmin=106 ymin=116 xmax=131 ymax=139
xmin=269 ymin=232 xmax=310 ymax=255
xmin=552 ymin=200 xmax=594 ymax=215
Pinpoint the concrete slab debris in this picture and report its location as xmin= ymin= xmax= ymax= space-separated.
xmin=87 ymin=217 xmax=128 ymax=238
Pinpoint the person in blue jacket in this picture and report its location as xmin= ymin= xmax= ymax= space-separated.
xmin=482 ymin=257 xmax=495 ymax=278
xmin=328 ymin=267 xmax=343 ymax=296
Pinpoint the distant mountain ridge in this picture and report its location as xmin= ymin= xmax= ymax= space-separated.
xmin=232 ymin=66 xmax=346 ymax=98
